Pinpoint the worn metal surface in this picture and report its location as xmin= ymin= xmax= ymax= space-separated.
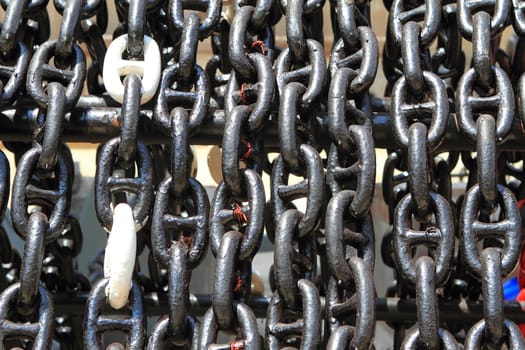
xmin=0 ymin=0 xmax=523 ymax=348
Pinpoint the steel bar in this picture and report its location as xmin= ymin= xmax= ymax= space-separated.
xmin=50 ymin=294 xmax=525 ymax=323
xmin=1 ymin=97 xmax=524 ymax=151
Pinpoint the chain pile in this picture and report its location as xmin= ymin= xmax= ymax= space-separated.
xmin=0 ymin=0 xmax=524 ymax=348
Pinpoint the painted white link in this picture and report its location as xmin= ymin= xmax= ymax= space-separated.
xmin=103 ymin=34 xmax=161 ymax=105
xmin=104 ymin=203 xmax=136 ymax=309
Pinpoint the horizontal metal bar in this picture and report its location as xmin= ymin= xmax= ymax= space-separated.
xmin=51 ymin=293 xmax=525 ymax=323
xmin=2 ymin=97 xmax=525 ymax=151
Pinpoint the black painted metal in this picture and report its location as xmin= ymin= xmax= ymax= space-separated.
xmin=0 ymin=0 xmax=524 ymax=347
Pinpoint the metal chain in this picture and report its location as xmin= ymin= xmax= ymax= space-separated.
xmin=0 ymin=0 xmax=521 ymax=348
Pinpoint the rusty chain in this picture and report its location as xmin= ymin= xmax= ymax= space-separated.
xmin=0 ymin=0 xmax=522 ymax=348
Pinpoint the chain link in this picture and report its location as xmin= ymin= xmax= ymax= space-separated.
xmin=0 ymin=0 xmax=521 ymax=348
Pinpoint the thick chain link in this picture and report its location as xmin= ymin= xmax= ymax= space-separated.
xmin=0 ymin=0 xmax=522 ymax=348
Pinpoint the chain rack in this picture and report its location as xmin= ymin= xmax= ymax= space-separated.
xmin=0 ymin=0 xmax=524 ymax=348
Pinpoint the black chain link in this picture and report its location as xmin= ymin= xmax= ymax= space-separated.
xmin=0 ymin=0 xmax=522 ymax=348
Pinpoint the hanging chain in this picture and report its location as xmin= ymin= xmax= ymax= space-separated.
xmin=0 ymin=0 xmax=522 ymax=348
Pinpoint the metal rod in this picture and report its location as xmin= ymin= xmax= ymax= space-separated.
xmin=51 ymin=293 xmax=525 ymax=323
xmin=2 ymin=97 xmax=525 ymax=151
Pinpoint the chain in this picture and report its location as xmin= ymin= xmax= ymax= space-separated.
xmin=324 ymin=0 xmax=377 ymax=347
xmin=456 ymin=0 xmax=525 ymax=347
xmin=0 ymin=0 xmax=522 ymax=348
